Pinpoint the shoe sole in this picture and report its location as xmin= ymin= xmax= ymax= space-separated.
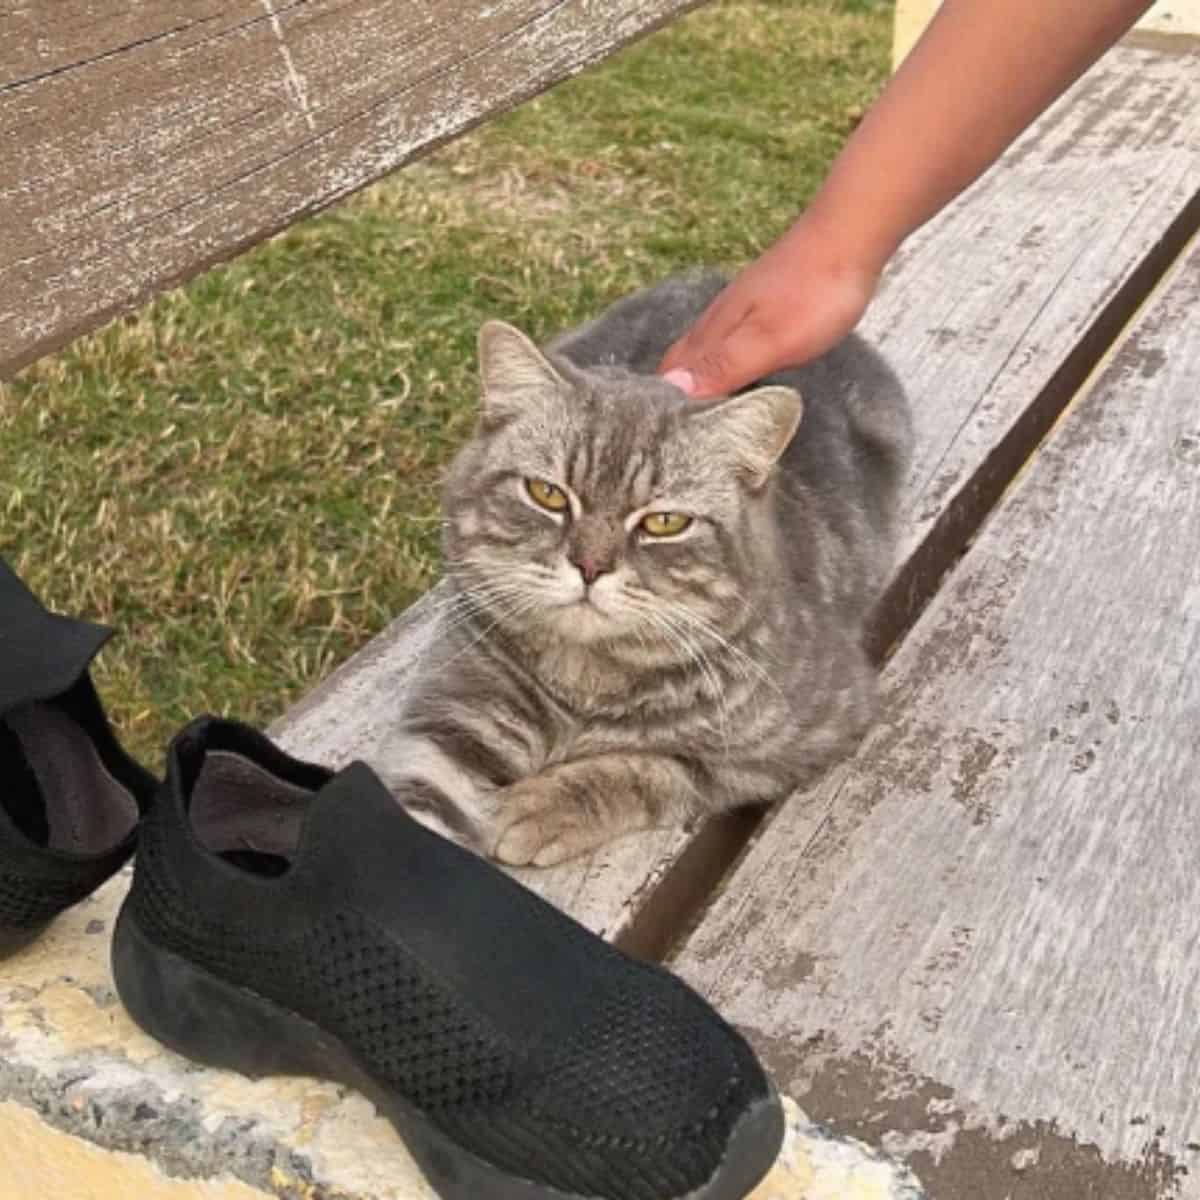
xmin=112 ymin=908 xmax=785 ymax=1200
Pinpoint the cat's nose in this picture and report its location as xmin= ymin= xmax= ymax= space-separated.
xmin=570 ymin=555 xmax=613 ymax=586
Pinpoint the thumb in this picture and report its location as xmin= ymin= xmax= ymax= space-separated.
xmin=660 ymin=321 xmax=773 ymax=400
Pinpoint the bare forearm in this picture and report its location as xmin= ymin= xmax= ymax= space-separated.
xmin=809 ymin=0 xmax=1154 ymax=271
xmin=660 ymin=0 xmax=1152 ymax=395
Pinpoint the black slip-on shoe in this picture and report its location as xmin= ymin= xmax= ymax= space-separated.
xmin=113 ymin=716 xmax=784 ymax=1200
xmin=0 ymin=558 xmax=158 ymax=958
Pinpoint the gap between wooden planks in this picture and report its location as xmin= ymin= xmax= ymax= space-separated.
xmin=272 ymin=40 xmax=1200 ymax=956
xmin=673 ymin=218 xmax=1200 ymax=1200
xmin=0 ymin=0 xmax=704 ymax=378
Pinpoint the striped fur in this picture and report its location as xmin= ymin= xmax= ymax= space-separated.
xmin=373 ymin=272 xmax=912 ymax=866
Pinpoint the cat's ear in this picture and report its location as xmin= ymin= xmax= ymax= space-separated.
xmin=695 ymin=385 xmax=803 ymax=489
xmin=477 ymin=321 xmax=564 ymax=428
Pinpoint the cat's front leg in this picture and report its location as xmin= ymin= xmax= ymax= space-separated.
xmin=373 ymin=733 xmax=496 ymax=850
xmin=492 ymin=753 xmax=701 ymax=867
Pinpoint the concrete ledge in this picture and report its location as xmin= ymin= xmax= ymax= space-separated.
xmin=0 ymin=1101 xmax=270 ymax=1200
xmin=0 ymin=873 xmax=925 ymax=1199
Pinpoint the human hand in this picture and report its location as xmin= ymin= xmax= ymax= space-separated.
xmin=659 ymin=218 xmax=882 ymax=399
xmin=659 ymin=0 xmax=1150 ymax=403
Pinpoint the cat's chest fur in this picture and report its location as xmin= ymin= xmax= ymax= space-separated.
xmin=510 ymin=629 xmax=763 ymax=766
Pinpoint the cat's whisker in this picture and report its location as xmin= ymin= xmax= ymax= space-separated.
xmin=428 ymin=585 xmax=520 ymax=625
xmin=426 ymin=590 xmax=493 ymax=620
xmin=671 ymin=619 xmax=788 ymax=747
xmin=436 ymin=590 xmax=547 ymax=673
xmin=661 ymin=625 xmax=733 ymax=756
xmin=664 ymin=601 xmax=786 ymax=700
xmin=428 ymin=581 xmax=543 ymax=644
xmin=626 ymin=591 xmax=782 ymax=757
xmin=628 ymin=600 xmax=733 ymax=755
xmin=622 ymin=588 xmax=758 ymax=688
xmin=442 ymin=566 xmax=560 ymax=611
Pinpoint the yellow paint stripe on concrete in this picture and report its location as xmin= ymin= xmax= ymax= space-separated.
xmin=0 ymin=1101 xmax=271 ymax=1200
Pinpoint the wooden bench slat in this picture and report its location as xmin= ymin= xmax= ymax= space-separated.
xmin=0 ymin=1 xmax=224 ymax=89
xmin=0 ymin=0 xmax=703 ymax=379
xmin=273 ymin=42 xmax=1200 ymax=952
xmin=672 ymin=218 xmax=1200 ymax=1195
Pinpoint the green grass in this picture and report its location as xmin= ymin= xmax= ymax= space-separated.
xmin=0 ymin=0 xmax=892 ymax=767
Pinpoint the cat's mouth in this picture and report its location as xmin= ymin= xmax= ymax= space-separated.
xmin=554 ymin=580 xmax=605 ymax=611
xmin=566 ymin=592 xmax=607 ymax=616
xmin=551 ymin=591 xmax=622 ymax=640
xmin=540 ymin=572 xmax=641 ymax=641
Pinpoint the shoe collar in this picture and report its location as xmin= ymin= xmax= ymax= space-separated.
xmin=164 ymin=716 xmax=477 ymax=896
xmin=0 ymin=559 xmax=113 ymax=718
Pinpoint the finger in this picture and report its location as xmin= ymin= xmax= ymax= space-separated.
xmin=658 ymin=284 xmax=751 ymax=377
xmin=678 ymin=317 xmax=781 ymax=399
xmin=658 ymin=334 xmax=693 ymax=381
xmin=660 ymin=366 xmax=697 ymax=395
xmin=659 ymin=316 xmax=751 ymax=398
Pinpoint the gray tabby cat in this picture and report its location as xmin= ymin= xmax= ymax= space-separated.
xmin=374 ymin=271 xmax=911 ymax=866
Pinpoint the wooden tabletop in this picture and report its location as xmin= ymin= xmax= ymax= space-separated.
xmin=0 ymin=0 xmax=702 ymax=379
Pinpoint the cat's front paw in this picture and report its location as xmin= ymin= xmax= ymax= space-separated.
xmin=492 ymin=779 xmax=604 ymax=867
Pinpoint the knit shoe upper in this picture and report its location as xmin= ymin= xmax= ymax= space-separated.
xmin=121 ymin=717 xmax=781 ymax=1200
xmin=0 ymin=559 xmax=157 ymax=950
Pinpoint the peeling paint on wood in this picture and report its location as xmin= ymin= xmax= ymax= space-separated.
xmin=0 ymin=0 xmax=706 ymax=378
xmin=672 ymin=232 xmax=1200 ymax=1195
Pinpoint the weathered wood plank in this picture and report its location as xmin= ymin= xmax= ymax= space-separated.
xmin=0 ymin=0 xmax=705 ymax=379
xmin=1 ymin=3 xmax=226 ymax=88
xmin=673 ymin=233 xmax=1200 ymax=1197
xmin=273 ymin=42 xmax=1200 ymax=951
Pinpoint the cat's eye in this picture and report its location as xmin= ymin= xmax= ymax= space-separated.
xmin=525 ymin=478 xmax=569 ymax=512
xmin=640 ymin=511 xmax=693 ymax=538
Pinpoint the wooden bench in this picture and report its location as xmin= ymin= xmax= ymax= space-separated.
xmin=274 ymin=32 xmax=1200 ymax=1197
xmin=677 ymin=229 xmax=1200 ymax=1200
xmin=670 ymin=33 xmax=1200 ymax=1200
xmin=277 ymin=35 xmax=1200 ymax=957
xmin=3 ymin=5 xmax=1200 ymax=1198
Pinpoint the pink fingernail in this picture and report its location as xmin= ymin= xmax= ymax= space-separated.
xmin=662 ymin=368 xmax=695 ymax=394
